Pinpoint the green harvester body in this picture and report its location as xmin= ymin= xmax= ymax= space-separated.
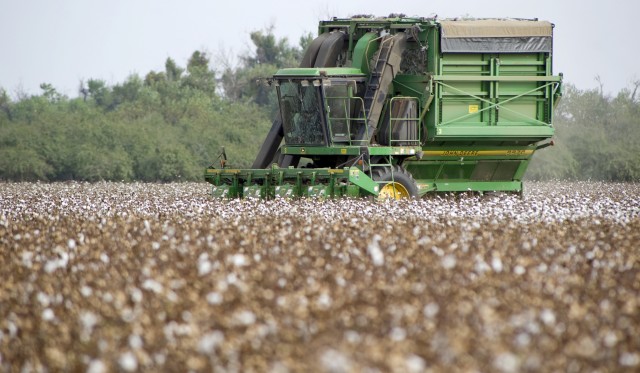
xmin=205 ymin=16 xmax=562 ymax=198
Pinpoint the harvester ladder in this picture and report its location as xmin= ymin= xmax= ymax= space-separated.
xmin=368 ymin=156 xmax=396 ymax=187
xmin=356 ymin=32 xmax=407 ymax=145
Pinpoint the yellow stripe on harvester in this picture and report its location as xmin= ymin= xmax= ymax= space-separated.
xmin=423 ymin=149 xmax=535 ymax=157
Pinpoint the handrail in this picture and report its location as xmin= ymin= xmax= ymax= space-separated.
xmin=324 ymin=95 xmax=367 ymax=146
xmin=363 ymin=35 xmax=384 ymax=73
xmin=432 ymin=75 xmax=562 ymax=82
xmin=387 ymin=96 xmax=421 ymax=146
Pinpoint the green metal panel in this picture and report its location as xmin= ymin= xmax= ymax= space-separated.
xmin=426 ymin=38 xmax=560 ymax=143
xmin=434 ymin=125 xmax=554 ymax=138
xmin=433 ymin=181 xmax=523 ymax=192
xmin=352 ymin=32 xmax=380 ymax=75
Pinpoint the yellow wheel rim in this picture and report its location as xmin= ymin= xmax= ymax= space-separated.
xmin=378 ymin=182 xmax=411 ymax=200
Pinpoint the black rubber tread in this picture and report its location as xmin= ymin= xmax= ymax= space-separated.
xmin=371 ymin=168 xmax=384 ymax=180
xmin=372 ymin=165 xmax=419 ymax=198
xmin=313 ymin=32 xmax=344 ymax=68
xmin=300 ymin=33 xmax=330 ymax=68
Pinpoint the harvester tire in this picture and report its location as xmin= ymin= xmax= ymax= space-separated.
xmin=373 ymin=165 xmax=419 ymax=199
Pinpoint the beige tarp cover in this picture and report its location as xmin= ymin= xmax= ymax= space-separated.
xmin=440 ymin=20 xmax=553 ymax=38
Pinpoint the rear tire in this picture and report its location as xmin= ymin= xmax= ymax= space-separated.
xmin=372 ymin=165 xmax=419 ymax=199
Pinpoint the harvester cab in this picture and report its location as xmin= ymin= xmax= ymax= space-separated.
xmin=205 ymin=16 xmax=562 ymax=199
xmin=275 ymin=73 xmax=366 ymax=149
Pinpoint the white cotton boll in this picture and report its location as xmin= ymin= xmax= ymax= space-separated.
xmin=540 ymin=309 xmax=556 ymax=326
xmin=390 ymin=327 xmax=407 ymax=341
xmin=206 ymin=292 xmax=223 ymax=305
xmin=235 ymin=310 xmax=256 ymax=325
xmin=80 ymin=311 xmax=98 ymax=331
xmin=6 ymin=321 xmax=18 ymax=338
xmin=58 ymin=252 xmax=69 ymax=267
xmin=42 ymin=308 xmax=55 ymax=321
xmin=320 ymin=349 xmax=352 ymax=372
xmin=603 ymin=331 xmax=618 ymax=347
xmin=99 ymin=253 xmax=109 ymax=265
xmin=86 ymin=360 xmax=107 ymax=373
xmin=475 ymin=257 xmax=491 ymax=274
xmin=143 ymin=220 xmax=151 ymax=235
xmin=37 ymin=292 xmax=50 ymax=307
xmin=118 ymin=351 xmax=138 ymax=372
xmin=514 ymin=265 xmax=526 ymax=275
xmin=21 ymin=251 xmax=33 ymax=268
xmin=344 ymin=330 xmax=361 ymax=344
xmin=128 ymin=334 xmax=143 ymax=349
xmin=130 ymin=288 xmax=143 ymax=303
xmin=142 ymin=279 xmax=163 ymax=293
xmin=154 ymin=353 xmax=166 ymax=365
xmin=44 ymin=260 xmax=59 ymax=274
xmin=491 ymin=257 xmax=503 ymax=273
xmin=405 ymin=354 xmax=426 ymax=373
xmin=166 ymin=290 xmax=178 ymax=303
xmin=80 ymin=286 xmax=93 ymax=297
xmin=197 ymin=331 xmax=224 ymax=354
xmin=494 ymin=352 xmax=520 ymax=373
xmin=515 ymin=332 xmax=531 ymax=347
xmin=67 ymin=239 xmax=76 ymax=249
xmin=423 ymin=302 xmax=440 ymax=319
xmin=102 ymin=292 xmax=113 ymax=303
xmin=230 ymin=254 xmax=248 ymax=267
xmin=441 ymin=255 xmax=456 ymax=269
xmin=367 ymin=235 xmax=384 ymax=266
xmin=226 ymin=273 xmax=238 ymax=285
xmin=198 ymin=260 xmax=212 ymax=276
xmin=316 ymin=293 xmax=332 ymax=309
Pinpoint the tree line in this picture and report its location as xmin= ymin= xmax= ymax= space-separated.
xmin=0 ymin=28 xmax=638 ymax=182
xmin=527 ymin=80 xmax=640 ymax=181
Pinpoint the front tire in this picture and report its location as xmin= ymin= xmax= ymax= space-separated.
xmin=372 ymin=165 xmax=419 ymax=200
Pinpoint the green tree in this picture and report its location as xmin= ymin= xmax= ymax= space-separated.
xmin=0 ymin=88 xmax=11 ymax=121
xmin=183 ymin=51 xmax=216 ymax=97
xmin=40 ymin=83 xmax=65 ymax=103
xmin=165 ymin=57 xmax=184 ymax=82
xmin=87 ymin=79 xmax=114 ymax=110
xmin=112 ymin=75 xmax=143 ymax=106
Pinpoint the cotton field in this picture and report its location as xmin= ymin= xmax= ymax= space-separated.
xmin=1 ymin=181 xmax=639 ymax=372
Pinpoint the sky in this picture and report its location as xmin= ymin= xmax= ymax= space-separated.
xmin=1 ymin=0 xmax=638 ymax=98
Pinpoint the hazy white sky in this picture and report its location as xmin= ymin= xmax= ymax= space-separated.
xmin=1 ymin=0 xmax=637 ymax=98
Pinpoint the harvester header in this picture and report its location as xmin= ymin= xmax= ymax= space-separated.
xmin=205 ymin=16 xmax=562 ymax=199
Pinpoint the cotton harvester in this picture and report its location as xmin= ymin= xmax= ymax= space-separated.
xmin=205 ymin=16 xmax=562 ymax=199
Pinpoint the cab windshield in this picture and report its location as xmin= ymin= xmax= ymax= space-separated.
xmin=278 ymin=80 xmax=326 ymax=146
